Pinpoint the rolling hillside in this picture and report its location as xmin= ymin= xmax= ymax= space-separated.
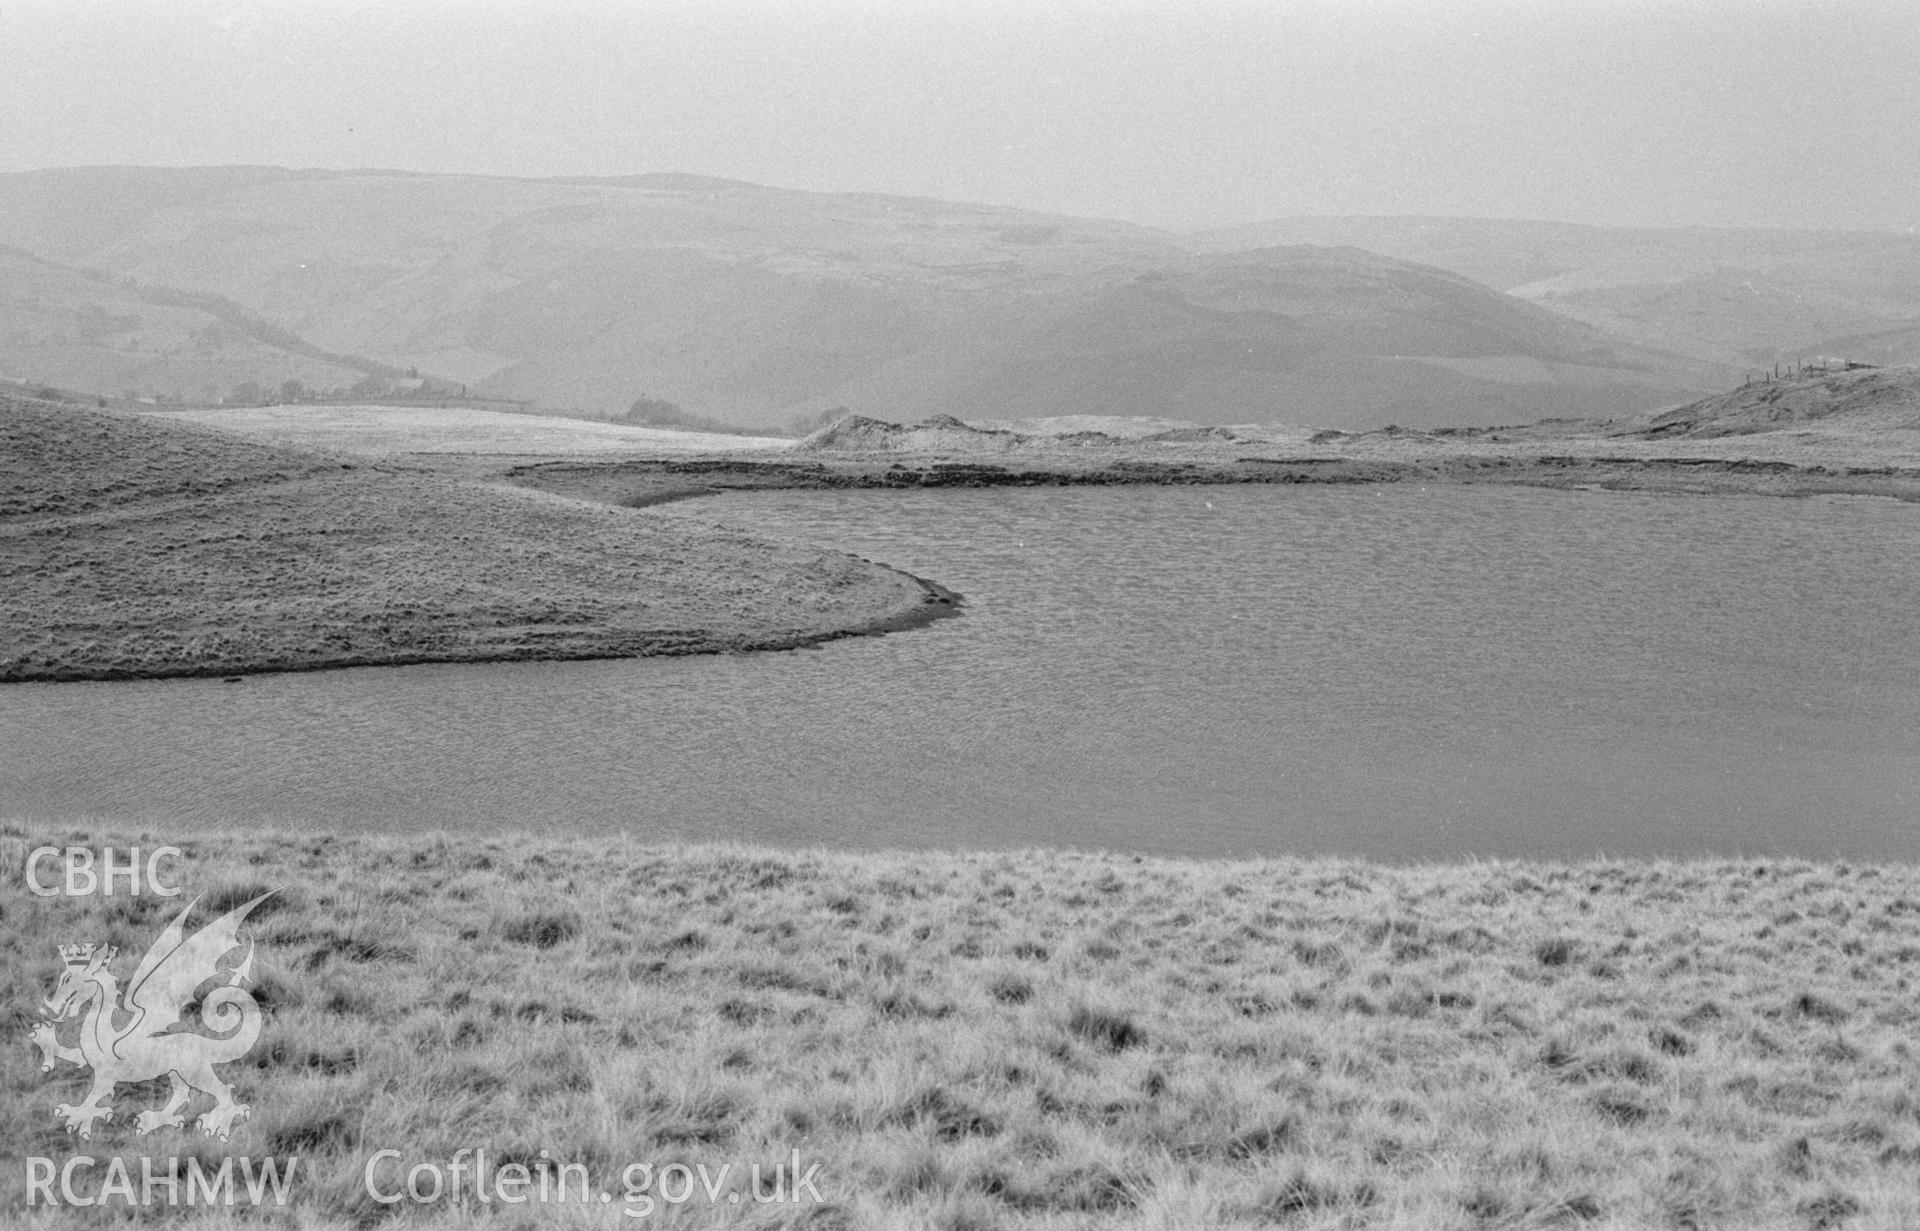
xmin=0 ymin=168 xmax=1734 ymax=430
xmin=800 ymin=245 xmax=1719 ymax=426
xmin=0 ymin=245 xmax=377 ymax=402
xmin=1613 ymin=363 xmax=1920 ymax=439
xmin=1196 ymin=216 xmax=1920 ymax=372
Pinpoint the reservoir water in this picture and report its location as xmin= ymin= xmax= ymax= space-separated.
xmin=4 ymin=484 xmax=1917 ymax=860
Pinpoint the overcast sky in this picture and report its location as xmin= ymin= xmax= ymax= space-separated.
xmin=3 ymin=0 xmax=1915 ymax=232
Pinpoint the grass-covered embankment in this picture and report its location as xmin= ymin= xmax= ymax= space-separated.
xmin=7 ymin=826 xmax=1920 ymax=1227
xmin=497 ymin=366 xmax=1920 ymax=509
xmin=0 ymin=397 xmax=952 ymax=682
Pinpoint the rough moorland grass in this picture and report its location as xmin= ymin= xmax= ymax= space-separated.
xmin=6 ymin=825 xmax=1920 ymax=1228
xmin=0 ymin=398 xmax=936 ymax=681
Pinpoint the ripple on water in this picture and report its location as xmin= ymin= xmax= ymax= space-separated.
xmin=4 ymin=485 xmax=1918 ymax=859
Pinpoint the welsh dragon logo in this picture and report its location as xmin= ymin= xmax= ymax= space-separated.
xmin=28 ymin=889 xmax=278 ymax=1142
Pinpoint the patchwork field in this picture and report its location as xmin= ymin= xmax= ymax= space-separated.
xmin=7 ymin=827 xmax=1920 ymax=1228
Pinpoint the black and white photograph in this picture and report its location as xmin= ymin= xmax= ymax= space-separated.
xmin=5 ymin=0 xmax=1919 ymax=1224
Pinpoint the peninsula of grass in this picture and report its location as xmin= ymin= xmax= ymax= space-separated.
xmin=0 ymin=397 xmax=951 ymax=682
xmin=7 ymin=825 xmax=1920 ymax=1228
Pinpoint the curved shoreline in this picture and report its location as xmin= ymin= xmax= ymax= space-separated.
xmin=1 ymin=398 xmax=967 ymax=685
xmin=842 ymin=570 xmax=964 ymax=639
xmin=14 ymin=384 xmax=1919 ymax=684
xmin=6 ymin=571 xmax=963 ymax=685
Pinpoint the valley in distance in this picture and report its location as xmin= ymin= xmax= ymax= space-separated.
xmin=9 ymin=370 xmax=1920 ymax=1226
xmin=6 ymin=358 xmax=1918 ymax=685
xmin=7 ymin=168 xmax=1920 ymax=1229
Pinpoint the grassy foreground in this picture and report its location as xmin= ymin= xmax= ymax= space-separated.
xmin=6 ymin=827 xmax=1920 ymax=1228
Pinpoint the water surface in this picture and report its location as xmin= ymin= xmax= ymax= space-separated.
xmin=4 ymin=485 xmax=1917 ymax=859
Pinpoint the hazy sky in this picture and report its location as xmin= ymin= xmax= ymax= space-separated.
xmin=3 ymin=0 xmax=1915 ymax=231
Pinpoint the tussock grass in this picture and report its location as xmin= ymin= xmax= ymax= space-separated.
xmin=7 ymin=826 xmax=1920 ymax=1227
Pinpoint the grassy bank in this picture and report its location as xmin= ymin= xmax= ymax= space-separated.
xmin=7 ymin=827 xmax=1920 ymax=1227
xmin=505 ymin=448 xmax=1920 ymax=516
xmin=502 ymin=367 xmax=1920 ymax=506
xmin=0 ymin=398 xmax=948 ymax=682
xmin=150 ymin=385 xmax=1920 ymax=510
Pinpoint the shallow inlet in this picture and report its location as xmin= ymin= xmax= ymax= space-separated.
xmin=4 ymin=484 xmax=1917 ymax=860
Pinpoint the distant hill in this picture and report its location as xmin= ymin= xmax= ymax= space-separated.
xmin=1614 ymin=364 xmax=1920 ymax=438
xmin=0 ymin=167 xmax=1733 ymax=429
xmin=1797 ymin=322 xmax=1920 ymax=370
xmin=801 ymin=244 xmax=1726 ymax=427
xmin=1195 ymin=216 xmax=1920 ymax=371
xmin=0 ymin=245 xmax=378 ymax=403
